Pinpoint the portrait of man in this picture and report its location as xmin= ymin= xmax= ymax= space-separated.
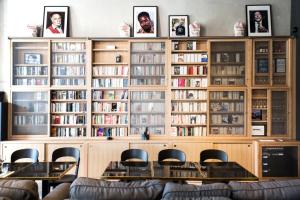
xmin=133 ymin=6 xmax=157 ymax=37
xmin=43 ymin=6 xmax=69 ymax=37
xmin=246 ymin=5 xmax=272 ymax=36
xmin=169 ymin=15 xmax=189 ymax=37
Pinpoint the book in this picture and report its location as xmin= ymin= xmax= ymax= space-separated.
xmin=257 ymin=59 xmax=269 ymax=73
xmin=275 ymin=58 xmax=286 ymax=73
xmin=252 ymin=125 xmax=265 ymax=136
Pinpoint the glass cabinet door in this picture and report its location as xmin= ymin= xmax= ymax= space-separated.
xmin=271 ymin=91 xmax=288 ymax=136
xmin=12 ymin=91 xmax=48 ymax=136
xmin=130 ymin=42 xmax=166 ymax=86
xmin=254 ymin=41 xmax=270 ymax=85
xmin=272 ymin=40 xmax=287 ymax=85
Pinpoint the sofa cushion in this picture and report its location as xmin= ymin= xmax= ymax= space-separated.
xmin=161 ymin=182 xmax=231 ymax=200
xmin=229 ymin=179 xmax=300 ymax=200
xmin=0 ymin=180 xmax=38 ymax=200
xmin=70 ymin=177 xmax=165 ymax=200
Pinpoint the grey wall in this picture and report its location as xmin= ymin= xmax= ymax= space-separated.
xmin=0 ymin=0 xmax=291 ymax=89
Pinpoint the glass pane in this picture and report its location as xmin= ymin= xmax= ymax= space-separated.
xmin=273 ymin=41 xmax=287 ymax=85
xmin=254 ymin=41 xmax=270 ymax=85
xmin=271 ymin=91 xmax=287 ymax=135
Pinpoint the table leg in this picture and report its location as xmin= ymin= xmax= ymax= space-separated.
xmin=42 ymin=180 xmax=50 ymax=198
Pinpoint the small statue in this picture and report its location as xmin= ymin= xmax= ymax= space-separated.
xmin=189 ymin=21 xmax=201 ymax=37
xmin=142 ymin=127 xmax=150 ymax=140
xmin=119 ymin=22 xmax=131 ymax=37
xmin=234 ymin=21 xmax=245 ymax=36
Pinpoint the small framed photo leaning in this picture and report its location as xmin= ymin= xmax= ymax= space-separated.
xmin=169 ymin=15 xmax=189 ymax=37
xmin=24 ymin=53 xmax=41 ymax=64
xmin=133 ymin=6 xmax=158 ymax=38
xmin=43 ymin=6 xmax=69 ymax=37
xmin=246 ymin=4 xmax=272 ymax=36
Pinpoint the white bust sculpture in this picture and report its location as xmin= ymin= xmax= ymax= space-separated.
xmin=234 ymin=21 xmax=245 ymax=36
xmin=119 ymin=22 xmax=131 ymax=37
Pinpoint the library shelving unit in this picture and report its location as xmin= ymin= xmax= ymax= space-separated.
xmin=170 ymin=40 xmax=208 ymax=137
xmin=91 ymin=40 xmax=129 ymax=137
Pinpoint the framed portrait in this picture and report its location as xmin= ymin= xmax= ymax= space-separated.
xmin=246 ymin=4 xmax=272 ymax=36
xmin=133 ymin=6 xmax=157 ymax=38
xmin=24 ymin=53 xmax=41 ymax=64
xmin=43 ymin=6 xmax=69 ymax=37
xmin=169 ymin=15 xmax=189 ymax=37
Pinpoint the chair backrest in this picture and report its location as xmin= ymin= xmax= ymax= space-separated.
xmin=200 ymin=149 xmax=228 ymax=164
xmin=121 ymin=149 xmax=148 ymax=162
xmin=158 ymin=149 xmax=186 ymax=162
xmin=52 ymin=147 xmax=80 ymax=177
xmin=11 ymin=148 xmax=39 ymax=163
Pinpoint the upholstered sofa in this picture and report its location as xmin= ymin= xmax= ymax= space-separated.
xmin=43 ymin=177 xmax=300 ymax=200
xmin=0 ymin=179 xmax=39 ymax=200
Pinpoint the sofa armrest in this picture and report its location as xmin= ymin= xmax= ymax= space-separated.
xmin=42 ymin=183 xmax=71 ymax=200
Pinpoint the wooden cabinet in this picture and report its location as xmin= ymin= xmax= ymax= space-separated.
xmin=129 ymin=142 xmax=169 ymax=161
xmin=171 ymin=142 xmax=213 ymax=161
xmin=88 ymin=141 xmax=128 ymax=178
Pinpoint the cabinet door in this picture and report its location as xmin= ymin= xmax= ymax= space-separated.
xmin=172 ymin=142 xmax=213 ymax=161
xmin=130 ymin=143 xmax=169 ymax=161
xmin=214 ymin=143 xmax=253 ymax=173
xmin=88 ymin=142 xmax=128 ymax=178
xmin=2 ymin=143 xmax=44 ymax=162
xmin=46 ymin=143 xmax=87 ymax=177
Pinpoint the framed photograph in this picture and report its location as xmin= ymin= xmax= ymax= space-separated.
xmin=43 ymin=6 xmax=69 ymax=37
xmin=246 ymin=4 xmax=272 ymax=36
xmin=24 ymin=53 xmax=41 ymax=64
xmin=257 ymin=59 xmax=269 ymax=73
xmin=275 ymin=58 xmax=286 ymax=73
xmin=252 ymin=125 xmax=265 ymax=136
xmin=133 ymin=6 xmax=157 ymax=38
xmin=169 ymin=15 xmax=189 ymax=37
xmin=252 ymin=109 xmax=262 ymax=120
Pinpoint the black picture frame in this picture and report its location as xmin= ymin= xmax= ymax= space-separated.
xmin=169 ymin=15 xmax=189 ymax=37
xmin=246 ymin=4 xmax=272 ymax=36
xmin=133 ymin=6 xmax=158 ymax=38
xmin=43 ymin=6 xmax=69 ymax=37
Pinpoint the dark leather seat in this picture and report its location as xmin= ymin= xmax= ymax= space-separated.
xmin=158 ymin=149 xmax=186 ymax=162
xmin=121 ymin=149 xmax=148 ymax=162
xmin=11 ymin=148 xmax=39 ymax=163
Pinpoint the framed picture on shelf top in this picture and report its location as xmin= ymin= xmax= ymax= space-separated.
xmin=24 ymin=53 xmax=41 ymax=64
xmin=133 ymin=6 xmax=157 ymax=38
xmin=43 ymin=6 xmax=69 ymax=37
xmin=169 ymin=15 xmax=189 ymax=37
xmin=246 ymin=4 xmax=272 ymax=36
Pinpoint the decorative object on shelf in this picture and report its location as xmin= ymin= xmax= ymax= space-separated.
xmin=26 ymin=24 xmax=42 ymax=37
xmin=189 ymin=21 xmax=200 ymax=37
xmin=142 ymin=127 xmax=150 ymax=140
xmin=119 ymin=22 xmax=131 ymax=37
xmin=43 ymin=6 xmax=69 ymax=37
xmin=234 ymin=21 xmax=245 ymax=36
xmin=133 ymin=6 xmax=157 ymax=38
xmin=169 ymin=15 xmax=189 ymax=37
xmin=246 ymin=4 xmax=272 ymax=37
xmin=115 ymin=54 xmax=122 ymax=63
xmin=24 ymin=53 xmax=41 ymax=64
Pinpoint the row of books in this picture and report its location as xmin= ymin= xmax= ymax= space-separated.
xmin=172 ymin=114 xmax=206 ymax=125
xmin=52 ymin=42 xmax=86 ymax=51
xmin=14 ymin=78 xmax=47 ymax=85
xmin=52 ymin=127 xmax=86 ymax=137
xmin=51 ymin=90 xmax=86 ymax=100
xmin=93 ymin=66 xmax=129 ymax=76
xmin=15 ymin=66 xmax=48 ymax=76
xmin=210 ymin=127 xmax=244 ymax=135
xmin=93 ymin=78 xmax=128 ymax=88
xmin=51 ymin=102 xmax=87 ymax=112
xmin=131 ymin=91 xmax=165 ymax=100
xmin=92 ymin=102 xmax=128 ymax=112
xmin=14 ymin=102 xmax=47 ymax=112
xmin=52 ymin=78 xmax=85 ymax=86
xmin=172 ymin=53 xmax=208 ymax=63
xmin=210 ymin=102 xmax=244 ymax=112
xmin=211 ymin=65 xmax=245 ymax=75
xmin=51 ymin=115 xmax=86 ymax=124
xmin=130 ymin=78 xmax=165 ymax=86
xmin=210 ymin=114 xmax=243 ymax=125
xmin=52 ymin=53 xmax=86 ymax=64
xmin=92 ymin=114 xmax=128 ymax=124
xmin=131 ymin=102 xmax=164 ymax=113
xmin=14 ymin=115 xmax=47 ymax=125
xmin=13 ymin=92 xmax=48 ymax=101
xmin=171 ymin=126 xmax=207 ymax=136
xmin=131 ymin=65 xmax=165 ymax=76
xmin=131 ymin=42 xmax=165 ymax=51
xmin=211 ymin=77 xmax=245 ymax=85
xmin=172 ymin=65 xmax=207 ymax=76
xmin=210 ymin=91 xmax=244 ymax=100
xmin=52 ymin=66 xmax=85 ymax=76
xmin=131 ymin=114 xmax=164 ymax=126
xmin=92 ymin=90 xmax=128 ymax=100
xmin=131 ymin=54 xmax=165 ymax=64
xmin=172 ymin=78 xmax=207 ymax=88
xmin=130 ymin=127 xmax=164 ymax=135
xmin=172 ymin=90 xmax=207 ymax=100
xmin=93 ymin=127 xmax=128 ymax=137
xmin=172 ymin=102 xmax=207 ymax=112
xmin=172 ymin=41 xmax=198 ymax=51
